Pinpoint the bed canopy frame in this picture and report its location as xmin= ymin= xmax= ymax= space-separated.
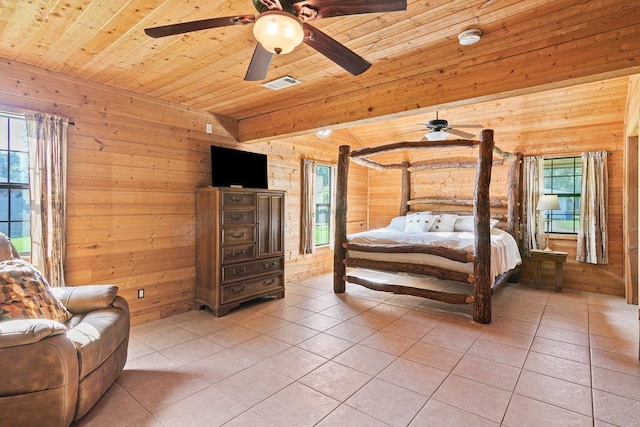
xmin=333 ymin=129 xmax=522 ymax=324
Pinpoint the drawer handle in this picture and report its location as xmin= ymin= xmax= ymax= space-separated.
xmin=231 ymin=267 xmax=247 ymax=275
xmin=264 ymin=261 xmax=278 ymax=269
xmin=231 ymin=286 xmax=245 ymax=295
xmin=231 ymin=196 xmax=246 ymax=203
xmin=231 ymin=249 xmax=246 ymax=257
xmin=263 ymin=279 xmax=276 ymax=286
xmin=231 ymin=214 xmax=246 ymax=220
xmin=231 ymin=232 xmax=246 ymax=238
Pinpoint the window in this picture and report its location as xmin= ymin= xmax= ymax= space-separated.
xmin=0 ymin=113 xmax=30 ymax=253
xmin=315 ymin=164 xmax=331 ymax=246
xmin=543 ymin=157 xmax=581 ymax=234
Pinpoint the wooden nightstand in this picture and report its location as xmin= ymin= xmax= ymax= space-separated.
xmin=529 ymin=249 xmax=568 ymax=292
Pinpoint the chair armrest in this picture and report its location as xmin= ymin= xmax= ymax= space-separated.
xmin=0 ymin=319 xmax=67 ymax=349
xmin=52 ymin=285 xmax=119 ymax=314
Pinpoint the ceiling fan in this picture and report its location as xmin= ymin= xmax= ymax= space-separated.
xmin=421 ymin=112 xmax=483 ymax=141
xmin=144 ymin=0 xmax=407 ymax=81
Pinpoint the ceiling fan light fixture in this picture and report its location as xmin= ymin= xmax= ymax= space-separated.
xmin=458 ymin=29 xmax=482 ymax=46
xmin=424 ymin=130 xmax=448 ymax=141
xmin=253 ymin=11 xmax=304 ymax=55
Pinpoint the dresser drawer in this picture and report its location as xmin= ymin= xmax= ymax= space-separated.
xmin=221 ymin=244 xmax=255 ymax=264
xmin=222 ymin=192 xmax=255 ymax=208
xmin=221 ymin=274 xmax=284 ymax=304
xmin=221 ymin=257 xmax=284 ymax=283
xmin=221 ymin=209 xmax=255 ymax=226
xmin=221 ymin=226 xmax=255 ymax=246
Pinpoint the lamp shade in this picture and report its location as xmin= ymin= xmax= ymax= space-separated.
xmin=536 ymin=194 xmax=560 ymax=211
xmin=424 ymin=130 xmax=448 ymax=141
xmin=253 ymin=11 xmax=304 ymax=55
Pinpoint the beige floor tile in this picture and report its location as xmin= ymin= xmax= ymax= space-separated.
xmin=223 ymin=307 xmax=266 ymax=324
xmin=540 ymin=314 xmax=589 ymax=333
xmin=153 ymin=385 xmax=248 ymax=426
xmin=409 ymin=399 xmax=499 ymax=427
xmin=380 ymin=318 xmax=434 ymax=340
xmin=136 ymin=325 xmax=200 ymax=351
xmin=126 ymin=369 xmax=210 ymax=413
xmin=267 ymin=322 xmax=319 ymax=345
xmin=118 ymin=352 xmax=179 ymax=390
xmin=536 ymin=324 xmax=590 ymax=346
xmin=239 ymin=314 xmax=291 ymax=334
xmin=258 ymin=346 xmax=327 ymax=379
xmin=320 ymin=304 xmax=364 ymax=321
xmin=72 ymin=384 xmax=150 ymax=427
xmin=452 ymin=354 xmax=521 ymax=391
xmin=123 ymin=415 xmax=165 ymax=427
xmin=296 ymin=332 xmax=355 ymax=359
xmin=130 ymin=319 xmax=175 ymax=339
xmin=592 ymin=366 xmax=640 ymax=401
xmin=293 ymin=298 xmax=338 ymax=313
xmin=590 ymin=333 xmax=639 ymax=357
xmin=160 ymin=337 xmax=225 ymax=366
xmin=215 ymin=364 xmax=293 ymax=407
xmin=497 ymin=306 xmax=543 ymax=324
xmin=530 ymin=336 xmax=591 ymax=364
xmin=334 ymin=344 xmax=397 ymax=376
xmin=294 ymin=312 xmax=344 ymax=331
xmin=252 ymin=382 xmax=340 ymax=426
xmin=514 ymin=370 xmax=592 ymax=416
xmin=491 ymin=314 xmax=539 ymax=335
xmin=368 ymin=303 xmax=411 ymax=319
xmin=399 ymin=308 xmax=447 ymax=326
xmin=165 ymin=310 xmax=213 ymax=326
xmin=180 ymin=316 xmax=234 ymax=336
xmin=402 ymin=341 xmax=464 ymax=372
xmin=593 ymin=389 xmax=640 ymax=427
xmin=267 ymin=305 xmax=315 ymax=322
xmin=591 ymin=347 xmax=640 ymax=377
xmin=421 ymin=326 xmax=478 ymax=353
xmin=479 ymin=327 xmax=534 ymax=350
xmin=316 ymin=404 xmax=391 ymax=427
xmin=345 ymin=378 xmax=428 ymax=427
xmin=432 ymin=375 xmax=511 ymax=423
xmin=127 ymin=336 xmax=156 ymax=361
xmin=523 ymin=351 xmax=591 ymax=386
xmin=182 ymin=349 xmax=255 ymax=384
xmin=222 ymin=410 xmax=278 ymax=427
xmin=377 ymin=357 xmax=447 ymax=397
xmin=436 ymin=316 xmax=489 ymax=339
xmin=503 ymin=394 xmax=593 ymax=427
xmin=204 ymin=324 xmax=260 ymax=348
xmin=299 ymin=360 xmax=372 ymax=402
xmin=359 ymin=331 xmax=417 ymax=356
xmin=229 ymin=335 xmax=291 ymax=362
xmin=326 ymin=320 xmax=377 ymax=342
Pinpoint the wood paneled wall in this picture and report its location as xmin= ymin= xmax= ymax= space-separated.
xmin=0 ymin=60 xmax=368 ymax=325
xmin=368 ymin=78 xmax=630 ymax=296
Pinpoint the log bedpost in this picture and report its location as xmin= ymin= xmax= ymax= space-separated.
xmin=400 ymin=161 xmax=410 ymax=216
xmin=334 ymin=145 xmax=350 ymax=293
xmin=473 ymin=129 xmax=495 ymax=324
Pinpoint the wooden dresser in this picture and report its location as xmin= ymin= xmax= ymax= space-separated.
xmin=195 ymin=187 xmax=285 ymax=316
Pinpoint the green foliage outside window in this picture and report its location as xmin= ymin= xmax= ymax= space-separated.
xmin=543 ymin=157 xmax=581 ymax=234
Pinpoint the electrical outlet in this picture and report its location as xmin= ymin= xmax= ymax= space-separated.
xmin=205 ymin=123 xmax=213 ymax=134
xmin=137 ymin=289 xmax=144 ymax=299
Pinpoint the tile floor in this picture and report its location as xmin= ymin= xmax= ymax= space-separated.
xmin=72 ymin=272 xmax=640 ymax=427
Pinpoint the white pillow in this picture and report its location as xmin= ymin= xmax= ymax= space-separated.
xmin=387 ymin=216 xmax=406 ymax=231
xmin=404 ymin=214 xmax=438 ymax=232
xmin=454 ymin=216 xmax=499 ymax=232
xmin=407 ymin=211 xmax=431 ymax=216
xmin=429 ymin=214 xmax=458 ymax=232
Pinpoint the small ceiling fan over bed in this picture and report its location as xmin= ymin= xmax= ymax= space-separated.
xmin=421 ymin=112 xmax=483 ymax=141
xmin=144 ymin=0 xmax=407 ymax=81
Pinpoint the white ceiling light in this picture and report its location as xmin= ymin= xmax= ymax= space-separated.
xmin=253 ymin=11 xmax=304 ymax=54
xmin=316 ymin=129 xmax=332 ymax=138
xmin=424 ymin=130 xmax=448 ymax=141
xmin=458 ymin=29 xmax=482 ymax=46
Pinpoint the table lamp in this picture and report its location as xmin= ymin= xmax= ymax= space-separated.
xmin=536 ymin=194 xmax=560 ymax=251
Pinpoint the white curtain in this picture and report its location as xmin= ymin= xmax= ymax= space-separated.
xmin=25 ymin=113 xmax=68 ymax=286
xmin=329 ymin=164 xmax=337 ymax=250
xmin=523 ymin=156 xmax=544 ymax=256
xmin=577 ymin=151 xmax=608 ymax=264
xmin=301 ymin=159 xmax=316 ymax=254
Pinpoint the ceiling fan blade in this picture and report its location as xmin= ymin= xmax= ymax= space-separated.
xmin=244 ymin=43 xmax=274 ymax=81
xmin=302 ymin=23 xmax=371 ymax=76
xmin=294 ymin=0 xmax=407 ymax=20
xmin=144 ymin=15 xmax=255 ymax=38
xmin=448 ymin=124 xmax=484 ymax=128
xmin=447 ymin=128 xmax=477 ymax=139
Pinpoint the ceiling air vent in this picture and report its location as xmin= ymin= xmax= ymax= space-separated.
xmin=262 ymin=75 xmax=301 ymax=91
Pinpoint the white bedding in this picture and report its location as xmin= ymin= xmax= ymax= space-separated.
xmin=346 ymin=227 xmax=522 ymax=280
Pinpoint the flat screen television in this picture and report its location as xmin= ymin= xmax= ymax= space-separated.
xmin=210 ymin=145 xmax=268 ymax=189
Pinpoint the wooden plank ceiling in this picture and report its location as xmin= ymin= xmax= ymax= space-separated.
xmin=0 ymin=0 xmax=638 ymax=142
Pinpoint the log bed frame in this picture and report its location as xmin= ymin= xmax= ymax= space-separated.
xmin=333 ymin=129 xmax=523 ymax=324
